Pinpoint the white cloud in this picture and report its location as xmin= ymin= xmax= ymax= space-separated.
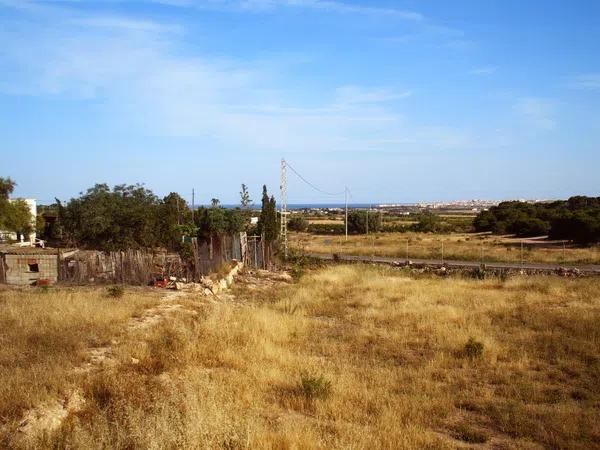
xmin=152 ymin=0 xmax=423 ymax=20
xmin=568 ymin=73 xmax=600 ymax=90
xmin=334 ymin=85 xmax=411 ymax=106
xmin=470 ymin=66 xmax=496 ymax=76
xmin=0 ymin=1 xmax=472 ymax=153
xmin=71 ymin=16 xmax=181 ymax=33
xmin=514 ymin=97 xmax=556 ymax=131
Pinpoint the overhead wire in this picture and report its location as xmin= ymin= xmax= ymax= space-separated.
xmin=285 ymin=161 xmax=346 ymax=197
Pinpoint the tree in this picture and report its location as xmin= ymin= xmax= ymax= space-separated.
xmin=0 ymin=177 xmax=16 ymax=200
xmin=256 ymin=185 xmax=269 ymax=237
xmin=288 ymin=216 xmax=309 ymax=232
xmin=412 ymin=213 xmax=446 ymax=233
xmin=0 ymin=199 xmax=33 ymax=236
xmin=347 ymin=211 xmax=381 ymax=234
xmin=264 ymin=196 xmax=278 ymax=243
xmin=211 ymin=198 xmax=220 ymax=208
xmin=158 ymin=192 xmax=191 ymax=250
xmin=474 ymin=196 xmax=600 ymax=244
xmin=58 ymin=183 xmax=162 ymax=250
xmin=0 ymin=177 xmax=33 ymax=238
xmin=240 ymin=184 xmax=252 ymax=209
xmin=257 ymin=186 xmax=278 ymax=243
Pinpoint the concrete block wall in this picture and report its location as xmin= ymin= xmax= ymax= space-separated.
xmin=4 ymin=254 xmax=58 ymax=285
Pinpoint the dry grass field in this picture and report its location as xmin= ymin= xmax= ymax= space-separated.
xmin=2 ymin=266 xmax=599 ymax=449
xmin=0 ymin=286 xmax=161 ymax=445
xmin=290 ymin=231 xmax=600 ymax=265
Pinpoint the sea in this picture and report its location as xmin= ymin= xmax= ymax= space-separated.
xmin=217 ymin=203 xmax=413 ymax=210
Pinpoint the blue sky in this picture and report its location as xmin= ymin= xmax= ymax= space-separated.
xmin=1 ymin=0 xmax=599 ymax=205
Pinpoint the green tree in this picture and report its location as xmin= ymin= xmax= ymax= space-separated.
xmin=0 ymin=177 xmax=16 ymax=200
xmin=347 ymin=210 xmax=381 ymax=234
xmin=240 ymin=184 xmax=252 ymax=209
xmin=158 ymin=192 xmax=191 ymax=250
xmin=0 ymin=177 xmax=33 ymax=238
xmin=257 ymin=186 xmax=278 ymax=243
xmin=288 ymin=216 xmax=309 ymax=232
xmin=58 ymin=183 xmax=161 ymax=250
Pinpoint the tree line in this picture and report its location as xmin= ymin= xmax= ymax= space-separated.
xmin=1 ymin=178 xmax=279 ymax=251
xmin=473 ymin=196 xmax=600 ymax=244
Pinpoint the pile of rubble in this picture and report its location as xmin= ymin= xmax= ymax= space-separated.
xmin=160 ymin=262 xmax=244 ymax=295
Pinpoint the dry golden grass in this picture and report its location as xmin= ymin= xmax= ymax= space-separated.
xmin=290 ymin=231 xmax=600 ymax=265
xmin=11 ymin=266 xmax=598 ymax=449
xmin=0 ymin=285 xmax=160 ymax=439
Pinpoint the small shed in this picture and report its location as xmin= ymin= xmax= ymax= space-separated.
xmin=0 ymin=246 xmax=59 ymax=286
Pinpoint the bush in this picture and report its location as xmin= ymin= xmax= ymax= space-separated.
xmin=106 ymin=285 xmax=125 ymax=299
xmin=464 ymin=337 xmax=484 ymax=359
xmin=288 ymin=216 xmax=309 ymax=232
xmin=451 ymin=424 xmax=489 ymax=444
xmin=308 ymin=223 xmax=345 ymax=235
xmin=470 ymin=266 xmax=486 ymax=280
xmin=347 ymin=210 xmax=381 ymax=234
xmin=290 ymin=264 xmax=305 ymax=281
xmin=498 ymin=270 xmax=510 ymax=282
xmin=299 ymin=372 xmax=332 ymax=400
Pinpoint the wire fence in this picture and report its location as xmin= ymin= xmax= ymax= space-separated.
xmin=290 ymin=233 xmax=600 ymax=267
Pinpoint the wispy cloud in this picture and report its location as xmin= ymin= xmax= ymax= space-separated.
xmin=568 ymin=73 xmax=600 ymax=90
xmin=153 ymin=0 xmax=423 ymax=20
xmin=71 ymin=16 xmax=181 ymax=33
xmin=514 ymin=97 xmax=556 ymax=131
xmin=470 ymin=66 xmax=496 ymax=76
xmin=334 ymin=86 xmax=411 ymax=106
xmin=0 ymin=0 xmax=473 ymax=154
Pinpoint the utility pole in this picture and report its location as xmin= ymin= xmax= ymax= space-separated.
xmin=366 ymin=205 xmax=369 ymax=236
xmin=344 ymin=187 xmax=348 ymax=242
xmin=191 ymin=188 xmax=195 ymax=223
xmin=280 ymin=158 xmax=288 ymax=259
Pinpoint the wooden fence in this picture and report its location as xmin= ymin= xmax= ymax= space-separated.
xmin=0 ymin=254 xmax=6 ymax=284
xmin=59 ymin=249 xmax=185 ymax=285
xmin=58 ymin=232 xmax=265 ymax=285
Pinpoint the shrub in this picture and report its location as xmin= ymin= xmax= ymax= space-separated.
xmin=470 ymin=267 xmax=486 ymax=280
xmin=464 ymin=337 xmax=484 ymax=359
xmin=299 ymin=372 xmax=332 ymax=400
xmin=290 ymin=264 xmax=305 ymax=281
xmin=347 ymin=210 xmax=381 ymax=234
xmin=288 ymin=216 xmax=309 ymax=232
xmin=451 ymin=424 xmax=489 ymax=444
xmin=308 ymin=223 xmax=345 ymax=235
xmin=106 ymin=285 xmax=125 ymax=299
xmin=498 ymin=270 xmax=510 ymax=282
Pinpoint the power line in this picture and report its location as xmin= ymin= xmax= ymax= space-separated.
xmin=285 ymin=161 xmax=346 ymax=197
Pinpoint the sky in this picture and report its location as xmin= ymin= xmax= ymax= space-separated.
xmin=1 ymin=0 xmax=599 ymax=205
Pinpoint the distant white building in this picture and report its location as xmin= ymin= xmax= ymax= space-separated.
xmin=0 ymin=198 xmax=37 ymax=246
